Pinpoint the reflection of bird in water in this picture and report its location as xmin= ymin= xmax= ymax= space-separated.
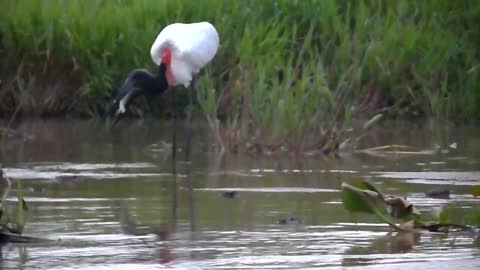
xmin=111 ymin=201 xmax=175 ymax=264
xmin=111 ymin=201 xmax=169 ymax=239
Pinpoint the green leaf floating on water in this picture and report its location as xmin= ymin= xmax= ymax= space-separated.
xmin=341 ymin=181 xmax=382 ymax=214
xmin=342 ymin=181 xmax=420 ymax=232
xmin=340 ymin=181 xmax=480 ymax=233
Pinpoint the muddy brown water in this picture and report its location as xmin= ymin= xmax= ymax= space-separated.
xmin=0 ymin=119 xmax=479 ymax=269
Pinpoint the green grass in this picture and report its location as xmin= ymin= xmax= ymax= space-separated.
xmin=1 ymin=0 xmax=479 ymax=151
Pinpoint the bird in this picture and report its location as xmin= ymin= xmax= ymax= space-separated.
xmin=104 ymin=21 xmax=220 ymax=161
xmin=105 ymin=21 xmax=219 ymax=120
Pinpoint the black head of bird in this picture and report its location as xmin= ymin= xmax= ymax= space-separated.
xmin=104 ymin=64 xmax=170 ymax=123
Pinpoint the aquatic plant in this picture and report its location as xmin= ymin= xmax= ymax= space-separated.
xmin=342 ymin=181 xmax=420 ymax=231
xmin=342 ymin=180 xmax=480 ymax=233
xmin=0 ymin=169 xmax=50 ymax=243
xmin=464 ymin=207 xmax=480 ymax=227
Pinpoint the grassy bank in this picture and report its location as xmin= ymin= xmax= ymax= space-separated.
xmin=1 ymin=0 xmax=479 ymax=151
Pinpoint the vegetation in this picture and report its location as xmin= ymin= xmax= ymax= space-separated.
xmin=342 ymin=181 xmax=480 ymax=232
xmin=0 ymin=169 xmax=51 ymax=243
xmin=1 ymin=0 xmax=479 ymax=151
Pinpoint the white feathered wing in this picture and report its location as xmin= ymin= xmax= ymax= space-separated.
xmin=150 ymin=22 xmax=219 ymax=87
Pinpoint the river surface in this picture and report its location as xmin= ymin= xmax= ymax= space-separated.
xmin=0 ymin=119 xmax=479 ymax=269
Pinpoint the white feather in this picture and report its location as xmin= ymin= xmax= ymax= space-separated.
xmin=150 ymin=22 xmax=219 ymax=87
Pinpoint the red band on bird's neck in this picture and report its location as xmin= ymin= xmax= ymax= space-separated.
xmin=161 ymin=47 xmax=172 ymax=65
xmin=161 ymin=48 xmax=174 ymax=86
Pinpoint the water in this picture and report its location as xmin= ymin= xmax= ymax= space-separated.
xmin=0 ymin=119 xmax=479 ymax=269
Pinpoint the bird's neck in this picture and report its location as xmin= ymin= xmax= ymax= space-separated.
xmin=155 ymin=64 xmax=170 ymax=89
xmin=161 ymin=67 xmax=174 ymax=87
xmin=161 ymin=48 xmax=175 ymax=85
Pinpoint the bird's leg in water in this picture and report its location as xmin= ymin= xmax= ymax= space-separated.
xmin=185 ymin=78 xmax=196 ymax=233
xmin=171 ymin=88 xmax=177 ymax=161
xmin=185 ymin=78 xmax=196 ymax=160
xmin=171 ymin=87 xmax=178 ymax=223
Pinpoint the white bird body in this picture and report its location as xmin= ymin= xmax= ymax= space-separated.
xmin=107 ymin=21 xmax=219 ymax=121
xmin=150 ymin=22 xmax=219 ymax=87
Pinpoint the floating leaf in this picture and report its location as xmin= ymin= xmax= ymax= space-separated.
xmin=341 ymin=182 xmax=405 ymax=231
xmin=345 ymin=181 xmax=419 ymax=220
xmin=343 ymin=181 xmax=479 ymax=233
xmin=341 ymin=182 xmax=382 ymax=214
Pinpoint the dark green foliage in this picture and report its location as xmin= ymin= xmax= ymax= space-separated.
xmin=0 ymin=0 xmax=478 ymax=121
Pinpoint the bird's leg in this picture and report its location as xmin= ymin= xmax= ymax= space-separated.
xmin=185 ymin=77 xmax=196 ymax=233
xmin=172 ymin=88 xmax=177 ymax=161
xmin=171 ymin=87 xmax=177 ymax=223
xmin=185 ymin=78 xmax=196 ymax=160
